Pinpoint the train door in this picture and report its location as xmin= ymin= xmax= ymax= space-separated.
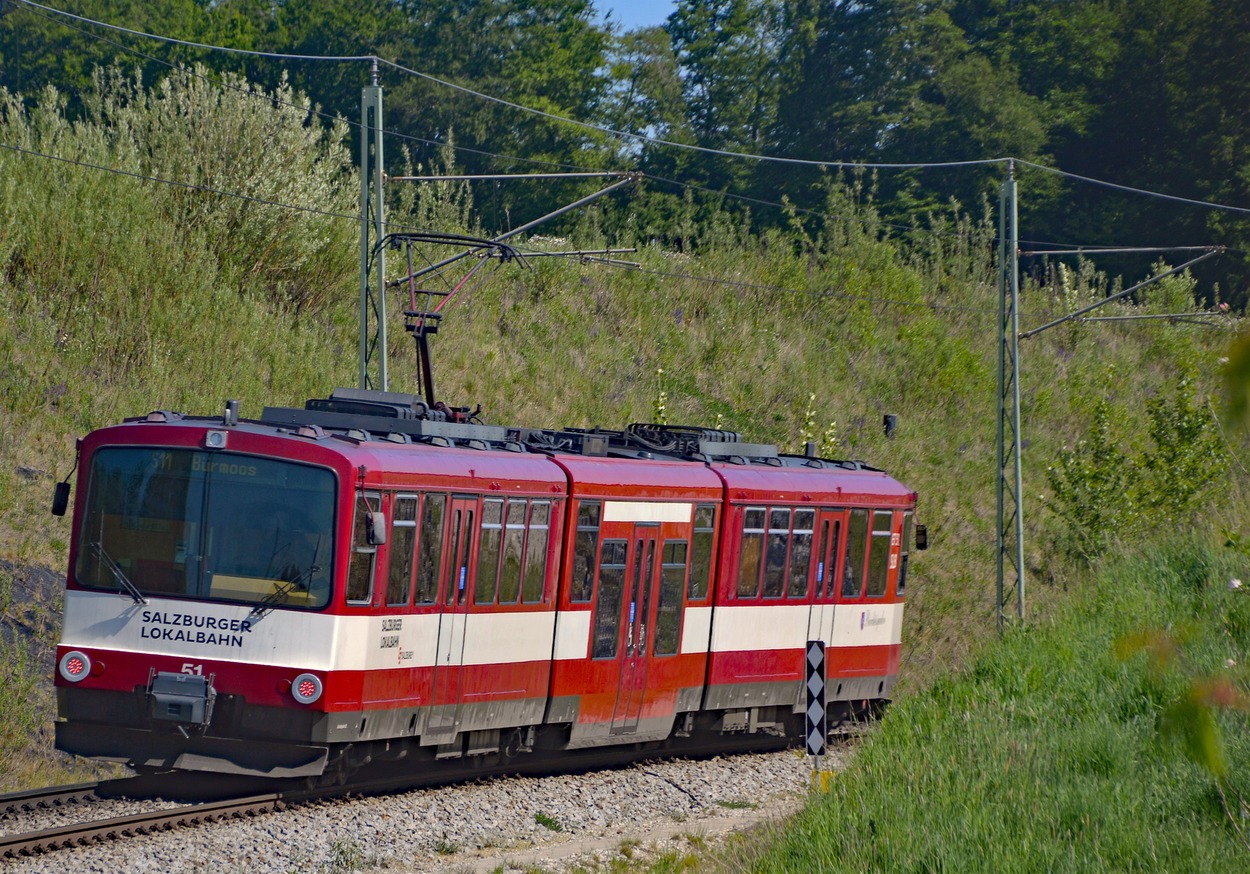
xmin=426 ymin=495 xmax=477 ymax=744
xmin=610 ymin=524 xmax=660 ymax=734
xmin=806 ymin=509 xmax=844 ymax=646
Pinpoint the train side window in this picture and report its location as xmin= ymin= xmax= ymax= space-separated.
xmin=762 ymin=508 xmax=791 ymax=598
xmin=842 ymin=508 xmax=869 ymax=598
xmin=346 ymin=495 xmax=378 ymax=605
xmin=898 ymin=512 xmax=914 ymax=596
xmin=866 ymin=510 xmax=893 ymax=597
xmin=737 ymin=508 xmax=766 ymax=598
xmin=386 ymin=496 xmax=418 ymax=606
xmin=498 ymin=499 xmax=526 ymax=604
xmin=634 ymin=538 xmax=653 ymax=654
xmin=788 ymin=509 xmax=814 ymax=598
xmin=593 ymin=539 xmax=627 ymax=658
xmin=814 ymin=519 xmax=829 ymax=597
xmin=414 ymin=493 xmax=446 ymax=604
xmin=522 ymin=501 xmax=550 ymax=603
xmin=571 ymin=501 xmax=601 ymax=603
xmin=446 ymin=507 xmax=475 ymax=605
xmin=476 ymin=499 xmax=504 ymax=604
xmin=824 ymin=519 xmax=843 ymax=599
xmin=688 ymin=504 xmax=716 ymax=601
xmin=654 ymin=540 xmax=687 ymax=656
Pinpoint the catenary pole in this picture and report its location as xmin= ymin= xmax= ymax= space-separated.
xmin=360 ymin=58 xmax=387 ymax=390
xmin=996 ymin=160 xmax=1025 ymax=631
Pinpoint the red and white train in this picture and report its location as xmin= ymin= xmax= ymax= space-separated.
xmin=52 ymin=388 xmax=922 ymax=780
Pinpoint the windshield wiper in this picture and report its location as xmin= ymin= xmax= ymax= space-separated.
xmin=249 ymin=562 xmax=320 ymax=619
xmin=251 ymin=536 xmax=323 ymax=619
xmin=90 ymin=542 xmax=147 ymax=606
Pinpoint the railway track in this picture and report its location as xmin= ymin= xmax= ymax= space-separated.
xmin=1 ymin=790 xmax=284 ymax=859
xmin=0 ymin=783 xmax=101 ymax=818
xmin=0 ymin=733 xmax=802 ymax=861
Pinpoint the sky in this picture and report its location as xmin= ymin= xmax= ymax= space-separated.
xmin=598 ymin=0 xmax=677 ymax=32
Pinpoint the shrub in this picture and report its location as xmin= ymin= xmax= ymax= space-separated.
xmin=1045 ymin=377 xmax=1229 ymax=562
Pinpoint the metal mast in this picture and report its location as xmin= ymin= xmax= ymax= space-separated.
xmin=996 ymin=160 xmax=1025 ymax=631
xmin=359 ymin=58 xmax=387 ymax=390
xmin=992 ymin=160 xmax=1221 ymax=631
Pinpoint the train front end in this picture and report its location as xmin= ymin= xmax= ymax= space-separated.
xmin=53 ymin=414 xmax=351 ymax=778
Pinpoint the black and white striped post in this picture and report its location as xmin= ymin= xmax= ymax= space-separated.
xmin=805 ymin=640 xmax=828 ymax=788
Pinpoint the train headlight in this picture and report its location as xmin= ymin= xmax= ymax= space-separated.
xmin=291 ymin=673 xmax=323 ymax=705
xmin=59 ymin=650 xmax=91 ymax=683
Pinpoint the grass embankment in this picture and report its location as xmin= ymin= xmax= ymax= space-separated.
xmin=1 ymin=69 xmax=1247 ymax=791
xmin=0 ymin=636 xmax=115 ymax=788
xmin=724 ymin=539 xmax=1250 ymax=871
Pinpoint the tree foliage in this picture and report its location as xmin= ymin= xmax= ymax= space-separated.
xmin=2 ymin=0 xmax=1249 ymax=297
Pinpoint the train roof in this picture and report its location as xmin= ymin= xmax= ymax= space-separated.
xmin=547 ymin=453 xmax=723 ymax=498
xmin=88 ymin=389 xmax=911 ymax=502
xmin=712 ymin=462 xmax=914 ymax=506
xmin=255 ymin=388 xmax=888 ymax=471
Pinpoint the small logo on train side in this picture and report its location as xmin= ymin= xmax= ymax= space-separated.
xmin=380 ymin=617 xmax=402 ymax=650
xmin=860 ymin=611 xmax=887 ymax=630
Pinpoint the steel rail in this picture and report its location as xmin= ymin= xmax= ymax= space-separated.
xmin=1 ymin=793 xmax=283 ymax=859
xmin=0 ymin=782 xmax=100 ymax=818
xmin=1 ymin=773 xmax=242 ymax=817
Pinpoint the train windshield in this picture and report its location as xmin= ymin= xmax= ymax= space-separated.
xmin=75 ymin=447 xmax=336 ymax=609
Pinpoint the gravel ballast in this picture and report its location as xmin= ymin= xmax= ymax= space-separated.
xmin=3 ymin=747 xmax=839 ymax=873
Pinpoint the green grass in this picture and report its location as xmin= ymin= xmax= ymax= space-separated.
xmin=719 ymin=538 xmax=1250 ymax=872
xmin=0 ymin=634 xmax=115 ymax=791
xmin=535 ymin=811 xmax=564 ymax=832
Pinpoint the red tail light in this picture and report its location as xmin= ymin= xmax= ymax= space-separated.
xmin=59 ymin=650 xmax=91 ymax=683
xmin=291 ymin=672 xmax=323 ymax=704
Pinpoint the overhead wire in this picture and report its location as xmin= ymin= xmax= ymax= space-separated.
xmin=639 ymin=171 xmax=1021 ymax=246
xmin=15 ymin=0 xmax=1250 ymax=245
xmin=0 ymin=131 xmax=997 ymax=320
xmin=4 ymin=0 xmax=973 ymax=241
xmin=547 ymin=246 xmax=1234 ymax=324
xmin=1017 ymin=159 xmax=1250 ymax=218
xmin=0 ymin=9 xmax=602 ymax=235
xmin=0 ymin=136 xmax=1231 ymax=328
xmin=377 ymin=57 xmax=1007 ymax=173
xmin=0 ymin=138 xmax=481 ymax=241
xmin=6 ymin=0 xmax=1247 ymax=277
xmin=14 ymin=0 xmax=1250 ymax=219
xmin=5 ymin=0 xmax=1011 ymax=173
xmin=641 ymin=171 xmax=838 ymax=221
xmin=569 ymin=256 xmax=1001 ymax=317
xmin=7 ymin=0 xmax=613 ymax=182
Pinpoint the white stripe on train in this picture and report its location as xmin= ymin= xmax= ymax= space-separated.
xmin=61 ymin=590 xmax=901 ymax=677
